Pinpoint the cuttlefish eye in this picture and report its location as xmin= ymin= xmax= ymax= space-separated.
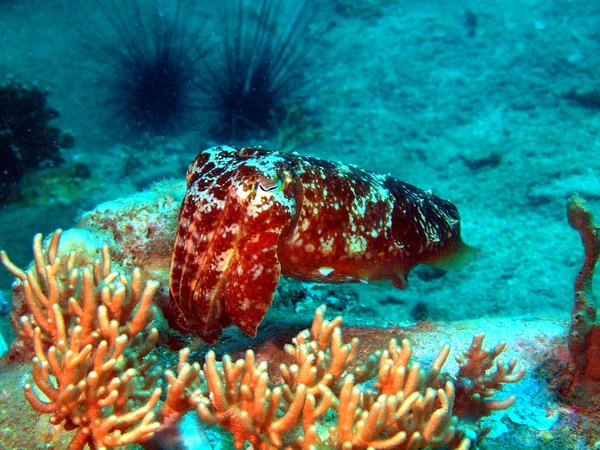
xmin=253 ymin=174 xmax=287 ymax=194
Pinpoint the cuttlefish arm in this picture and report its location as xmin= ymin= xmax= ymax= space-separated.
xmin=169 ymin=146 xmax=297 ymax=342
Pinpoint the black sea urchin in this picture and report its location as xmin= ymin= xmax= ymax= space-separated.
xmin=81 ymin=0 xmax=208 ymax=135
xmin=201 ymin=0 xmax=316 ymax=140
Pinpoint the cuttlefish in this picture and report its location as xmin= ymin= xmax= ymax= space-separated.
xmin=169 ymin=146 xmax=477 ymax=342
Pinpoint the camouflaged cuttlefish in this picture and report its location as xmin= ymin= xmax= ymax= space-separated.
xmin=168 ymin=145 xmax=478 ymax=342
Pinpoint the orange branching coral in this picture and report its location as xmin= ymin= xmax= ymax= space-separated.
xmin=193 ymin=305 xmax=472 ymax=450
xmin=453 ymin=333 xmax=526 ymax=418
xmin=1 ymin=231 xmax=524 ymax=450
xmin=1 ymin=230 xmax=163 ymax=450
xmin=160 ymin=347 xmax=203 ymax=426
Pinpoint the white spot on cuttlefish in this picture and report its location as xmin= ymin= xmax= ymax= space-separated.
xmin=318 ymin=267 xmax=334 ymax=276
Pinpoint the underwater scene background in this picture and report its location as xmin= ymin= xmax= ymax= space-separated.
xmin=0 ymin=0 xmax=599 ymax=449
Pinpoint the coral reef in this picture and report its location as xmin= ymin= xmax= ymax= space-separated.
xmin=76 ymin=180 xmax=184 ymax=289
xmin=453 ymin=333 xmax=525 ymax=419
xmin=1 ymin=229 xmax=108 ymax=358
xmin=0 ymin=230 xmax=163 ymax=449
xmin=1 ymin=230 xmax=524 ymax=449
xmin=0 ymin=76 xmax=74 ymax=203
xmin=9 ymin=190 xmax=600 ymax=448
xmin=0 ymin=230 xmax=203 ymax=449
xmin=192 ymin=305 xmax=521 ymax=449
xmin=559 ymin=194 xmax=600 ymax=410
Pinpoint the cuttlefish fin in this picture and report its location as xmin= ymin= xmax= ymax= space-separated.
xmin=428 ymin=241 xmax=480 ymax=271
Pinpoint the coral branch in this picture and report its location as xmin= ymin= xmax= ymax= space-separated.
xmin=454 ymin=333 xmax=525 ymax=418
xmin=159 ymin=347 xmax=202 ymax=426
xmin=195 ymin=305 xmax=473 ymax=450
xmin=1 ymin=230 xmax=163 ymax=449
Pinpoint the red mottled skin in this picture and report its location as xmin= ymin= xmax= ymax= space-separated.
xmin=169 ymin=146 xmax=476 ymax=342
